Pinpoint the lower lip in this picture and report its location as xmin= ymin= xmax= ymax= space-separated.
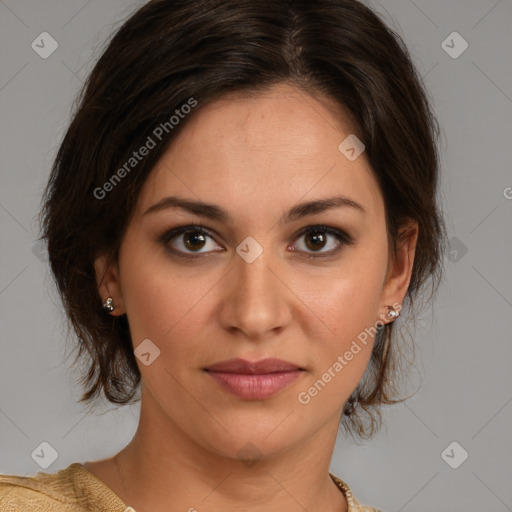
xmin=205 ymin=370 xmax=303 ymax=400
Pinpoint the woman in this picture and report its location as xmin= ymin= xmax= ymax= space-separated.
xmin=0 ymin=0 xmax=446 ymax=510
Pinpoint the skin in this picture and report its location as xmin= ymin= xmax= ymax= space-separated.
xmin=87 ymin=82 xmax=418 ymax=512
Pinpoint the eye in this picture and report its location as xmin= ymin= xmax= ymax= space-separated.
xmin=290 ymin=225 xmax=354 ymax=259
xmin=158 ymin=223 xmax=354 ymax=260
xmin=159 ymin=225 xmax=223 ymax=257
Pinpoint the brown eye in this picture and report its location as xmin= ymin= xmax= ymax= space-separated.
xmin=304 ymin=231 xmax=328 ymax=251
xmin=183 ymin=231 xmax=207 ymax=251
xmin=159 ymin=226 xmax=223 ymax=257
xmin=292 ymin=225 xmax=354 ymax=258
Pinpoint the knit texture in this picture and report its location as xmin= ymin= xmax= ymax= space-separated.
xmin=0 ymin=463 xmax=381 ymax=511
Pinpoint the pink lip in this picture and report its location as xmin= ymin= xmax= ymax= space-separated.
xmin=204 ymin=358 xmax=305 ymax=400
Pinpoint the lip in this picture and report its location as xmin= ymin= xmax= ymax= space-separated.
xmin=204 ymin=358 xmax=305 ymax=400
xmin=205 ymin=357 xmax=303 ymax=374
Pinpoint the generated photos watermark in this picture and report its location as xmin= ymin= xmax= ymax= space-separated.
xmin=297 ymin=302 xmax=402 ymax=405
xmin=93 ymin=97 xmax=198 ymax=200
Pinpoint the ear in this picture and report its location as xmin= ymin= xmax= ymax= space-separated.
xmin=94 ymin=252 xmax=126 ymax=316
xmin=378 ymin=219 xmax=419 ymax=324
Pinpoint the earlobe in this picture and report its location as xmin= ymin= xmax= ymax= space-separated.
xmin=101 ymin=297 xmax=116 ymax=312
xmin=93 ymin=252 xmax=125 ymax=315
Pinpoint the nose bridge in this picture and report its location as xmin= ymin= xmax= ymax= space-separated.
xmin=221 ymin=239 xmax=291 ymax=338
xmin=237 ymin=248 xmax=274 ymax=297
xmin=234 ymin=234 xmax=276 ymax=292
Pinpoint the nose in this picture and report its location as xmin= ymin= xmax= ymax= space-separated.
xmin=218 ymin=245 xmax=293 ymax=341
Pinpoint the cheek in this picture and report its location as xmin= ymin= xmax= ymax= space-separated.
xmin=118 ymin=237 xmax=222 ymax=353
xmin=294 ymin=284 xmax=381 ymax=415
xmin=300 ymin=237 xmax=388 ymax=340
xmin=294 ymin=236 xmax=388 ymax=392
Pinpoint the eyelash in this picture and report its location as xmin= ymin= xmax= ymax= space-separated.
xmin=157 ymin=224 xmax=354 ymax=260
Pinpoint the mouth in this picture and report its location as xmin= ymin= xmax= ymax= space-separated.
xmin=203 ymin=358 xmax=305 ymax=400
xmin=204 ymin=357 xmax=305 ymax=374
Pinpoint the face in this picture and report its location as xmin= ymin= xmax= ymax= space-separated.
xmin=96 ymin=82 xmax=417 ymax=461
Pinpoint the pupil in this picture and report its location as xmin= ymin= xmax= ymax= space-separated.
xmin=306 ymin=232 xmax=326 ymax=251
xmin=184 ymin=232 xmax=206 ymax=251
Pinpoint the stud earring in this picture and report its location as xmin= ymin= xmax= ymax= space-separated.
xmin=386 ymin=305 xmax=400 ymax=318
xmin=102 ymin=297 xmax=115 ymax=312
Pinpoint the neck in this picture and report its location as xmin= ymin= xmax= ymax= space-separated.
xmin=110 ymin=386 xmax=348 ymax=512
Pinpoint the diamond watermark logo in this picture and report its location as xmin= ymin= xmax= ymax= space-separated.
xmin=237 ymin=442 xmax=262 ymax=468
xmin=442 ymin=32 xmax=468 ymax=59
xmin=441 ymin=441 xmax=468 ymax=469
xmin=338 ymin=134 xmax=365 ymax=161
xmin=31 ymin=32 xmax=59 ymax=59
xmin=134 ymin=338 xmax=161 ymax=366
xmin=31 ymin=441 xmax=59 ymax=469
xmin=32 ymin=239 xmax=48 ymax=263
xmin=236 ymin=236 xmax=263 ymax=263
xmin=447 ymin=236 xmax=468 ymax=263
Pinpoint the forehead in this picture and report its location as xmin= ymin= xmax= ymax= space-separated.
xmin=135 ymin=83 xmax=384 ymax=224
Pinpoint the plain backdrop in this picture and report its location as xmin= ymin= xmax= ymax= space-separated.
xmin=1 ymin=1 xmax=511 ymax=511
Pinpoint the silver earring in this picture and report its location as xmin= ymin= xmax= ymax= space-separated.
xmin=386 ymin=305 xmax=400 ymax=318
xmin=102 ymin=297 xmax=115 ymax=312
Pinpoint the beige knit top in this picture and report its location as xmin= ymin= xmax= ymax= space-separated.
xmin=0 ymin=463 xmax=382 ymax=511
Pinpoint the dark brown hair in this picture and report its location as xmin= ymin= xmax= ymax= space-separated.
xmin=39 ymin=0 xmax=447 ymax=439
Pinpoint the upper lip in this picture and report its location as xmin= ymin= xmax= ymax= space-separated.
xmin=205 ymin=358 xmax=303 ymax=374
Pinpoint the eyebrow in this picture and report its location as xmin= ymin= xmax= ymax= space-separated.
xmin=143 ymin=194 xmax=366 ymax=223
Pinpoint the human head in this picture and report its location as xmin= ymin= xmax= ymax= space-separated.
xmin=40 ymin=0 xmax=446 ymax=440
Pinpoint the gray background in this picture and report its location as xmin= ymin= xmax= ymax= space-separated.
xmin=1 ymin=1 xmax=511 ymax=511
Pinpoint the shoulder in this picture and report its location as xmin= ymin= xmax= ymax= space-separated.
xmin=0 ymin=463 xmax=88 ymax=511
xmin=330 ymin=472 xmax=383 ymax=512
xmin=0 ymin=462 xmax=124 ymax=512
